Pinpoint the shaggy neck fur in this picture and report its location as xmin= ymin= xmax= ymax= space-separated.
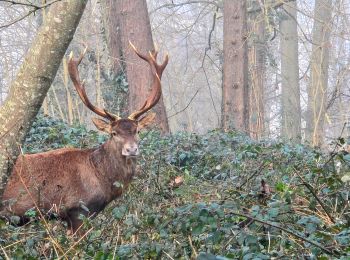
xmin=90 ymin=138 xmax=136 ymax=200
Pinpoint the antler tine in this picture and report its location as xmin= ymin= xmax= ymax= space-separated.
xmin=129 ymin=41 xmax=168 ymax=77
xmin=76 ymin=45 xmax=87 ymax=65
xmin=155 ymin=53 xmax=169 ymax=78
xmin=129 ymin=41 xmax=169 ymax=78
xmin=68 ymin=50 xmax=120 ymax=121
xmin=129 ymin=41 xmax=149 ymax=62
xmin=128 ymin=42 xmax=168 ymax=121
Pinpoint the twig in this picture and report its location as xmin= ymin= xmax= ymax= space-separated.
xmin=0 ymin=0 xmax=61 ymax=29
xmin=199 ymin=5 xmax=220 ymax=125
xmin=0 ymin=0 xmax=60 ymax=8
xmin=112 ymin=225 xmax=120 ymax=259
xmin=60 ymin=227 xmax=93 ymax=258
xmin=188 ymin=235 xmax=198 ymax=258
xmin=201 ymin=5 xmax=219 ymax=66
xmin=202 ymin=67 xmax=220 ymax=125
xmin=239 ymin=162 xmax=267 ymax=188
xmin=231 ymin=211 xmax=339 ymax=256
xmin=163 ymin=250 xmax=175 ymax=260
xmin=294 ymin=169 xmax=336 ymax=224
xmin=322 ymin=123 xmax=347 ymax=167
xmin=0 ymin=245 xmax=10 ymax=260
xmin=247 ymin=0 xmax=295 ymax=14
xmin=150 ymin=0 xmax=221 ymax=15
xmin=167 ymin=89 xmax=199 ymax=119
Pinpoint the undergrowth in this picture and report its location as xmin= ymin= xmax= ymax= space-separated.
xmin=1 ymin=115 xmax=350 ymax=259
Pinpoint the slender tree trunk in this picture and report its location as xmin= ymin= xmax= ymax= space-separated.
xmin=0 ymin=1 xmax=87 ymax=199
xmin=117 ymin=0 xmax=169 ymax=133
xmin=306 ymin=0 xmax=333 ymax=146
xmin=248 ymin=2 xmax=266 ymax=140
xmin=222 ymin=0 xmax=249 ymax=131
xmin=280 ymin=1 xmax=301 ymax=141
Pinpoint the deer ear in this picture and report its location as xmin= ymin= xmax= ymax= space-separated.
xmin=138 ymin=113 xmax=156 ymax=130
xmin=92 ymin=118 xmax=111 ymax=133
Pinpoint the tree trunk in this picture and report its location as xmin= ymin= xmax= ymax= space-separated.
xmin=222 ymin=0 xmax=249 ymax=131
xmin=117 ymin=0 xmax=169 ymax=133
xmin=0 ymin=1 xmax=87 ymax=199
xmin=248 ymin=2 xmax=266 ymax=140
xmin=306 ymin=0 xmax=333 ymax=146
xmin=100 ymin=0 xmax=129 ymax=116
xmin=101 ymin=0 xmax=122 ymax=74
xmin=280 ymin=1 xmax=301 ymax=141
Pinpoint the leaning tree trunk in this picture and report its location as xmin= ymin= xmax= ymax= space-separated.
xmin=306 ymin=0 xmax=333 ymax=146
xmin=280 ymin=1 xmax=301 ymax=141
xmin=0 ymin=0 xmax=87 ymax=200
xmin=222 ymin=0 xmax=249 ymax=131
xmin=117 ymin=0 xmax=170 ymax=133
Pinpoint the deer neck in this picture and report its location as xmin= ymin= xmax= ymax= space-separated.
xmin=90 ymin=139 xmax=136 ymax=185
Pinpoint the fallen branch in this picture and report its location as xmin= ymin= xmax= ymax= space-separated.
xmin=294 ymin=169 xmax=336 ymax=224
xmin=231 ymin=211 xmax=340 ymax=256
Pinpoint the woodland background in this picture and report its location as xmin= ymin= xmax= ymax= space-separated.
xmin=0 ymin=0 xmax=350 ymax=259
xmin=1 ymin=0 xmax=348 ymax=143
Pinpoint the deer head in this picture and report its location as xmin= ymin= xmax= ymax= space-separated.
xmin=68 ymin=43 xmax=168 ymax=157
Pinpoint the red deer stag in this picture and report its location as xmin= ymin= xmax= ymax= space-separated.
xmin=0 ymin=44 xmax=168 ymax=233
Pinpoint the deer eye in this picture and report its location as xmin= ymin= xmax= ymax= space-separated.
xmin=111 ymin=131 xmax=117 ymax=136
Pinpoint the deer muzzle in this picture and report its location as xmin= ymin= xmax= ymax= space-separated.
xmin=122 ymin=143 xmax=139 ymax=157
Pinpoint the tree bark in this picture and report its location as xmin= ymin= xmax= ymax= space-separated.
xmin=101 ymin=0 xmax=122 ymax=74
xmin=306 ymin=0 xmax=333 ymax=146
xmin=280 ymin=1 xmax=301 ymax=141
xmin=222 ymin=0 xmax=249 ymax=131
xmin=117 ymin=0 xmax=169 ymax=133
xmin=0 ymin=0 xmax=87 ymax=199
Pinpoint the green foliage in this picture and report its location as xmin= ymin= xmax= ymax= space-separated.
xmin=23 ymin=114 xmax=103 ymax=153
xmin=1 ymin=116 xmax=350 ymax=259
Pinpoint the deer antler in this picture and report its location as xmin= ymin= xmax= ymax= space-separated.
xmin=68 ymin=48 xmax=120 ymax=121
xmin=128 ymin=42 xmax=169 ymax=121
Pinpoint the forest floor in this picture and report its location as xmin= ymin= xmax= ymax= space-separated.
xmin=0 ymin=115 xmax=350 ymax=259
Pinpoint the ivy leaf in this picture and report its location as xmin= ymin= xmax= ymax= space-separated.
xmin=112 ymin=205 xmax=127 ymax=220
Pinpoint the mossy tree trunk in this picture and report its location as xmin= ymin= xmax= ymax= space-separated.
xmin=0 ymin=0 xmax=88 ymax=200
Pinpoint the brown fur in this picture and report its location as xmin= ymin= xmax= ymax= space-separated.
xmin=0 ymin=118 xmax=149 ymax=233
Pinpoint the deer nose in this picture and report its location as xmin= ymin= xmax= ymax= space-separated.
xmin=126 ymin=147 xmax=138 ymax=155
xmin=123 ymin=145 xmax=139 ymax=157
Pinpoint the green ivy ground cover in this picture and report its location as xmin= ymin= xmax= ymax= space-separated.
xmin=1 ymin=115 xmax=350 ymax=259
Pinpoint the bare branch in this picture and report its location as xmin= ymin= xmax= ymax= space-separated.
xmin=150 ymin=0 xmax=221 ymax=15
xmin=0 ymin=0 xmax=62 ymax=29
xmin=168 ymin=89 xmax=200 ymax=119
